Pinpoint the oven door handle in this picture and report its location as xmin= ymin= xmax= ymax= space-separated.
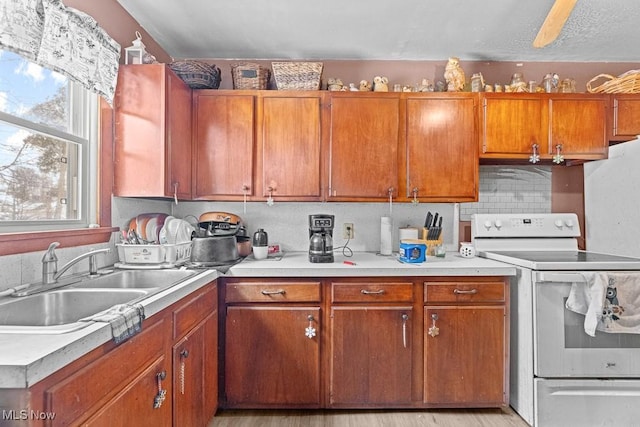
xmin=535 ymin=272 xmax=587 ymax=283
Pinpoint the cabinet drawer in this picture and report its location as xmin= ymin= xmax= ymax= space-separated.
xmin=174 ymin=281 xmax=217 ymax=340
xmin=226 ymin=281 xmax=321 ymax=303
xmin=424 ymin=281 xmax=505 ymax=303
xmin=331 ymin=282 xmax=414 ymax=303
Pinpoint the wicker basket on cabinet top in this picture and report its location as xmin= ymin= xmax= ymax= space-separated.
xmin=587 ymin=69 xmax=640 ymax=94
xmin=169 ymin=60 xmax=221 ymax=89
xmin=272 ymin=62 xmax=323 ymax=90
xmin=230 ymin=63 xmax=271 ymax=90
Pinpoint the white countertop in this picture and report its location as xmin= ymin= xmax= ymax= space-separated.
xmin=228 ymin=251 xmax=517 ymax=277
xmin=0 ymin=268 xmax=219 ymax=389
xmin=0 ymin=252 xmax=515 ymax=389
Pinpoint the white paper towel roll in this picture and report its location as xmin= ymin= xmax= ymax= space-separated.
xmin=380 ymin=216 xmax=393 ymax=255
xmin=399 ymin=227 xmax=419 ymax=242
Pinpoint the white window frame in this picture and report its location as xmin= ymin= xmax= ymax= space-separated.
xmin=0 ymin=81 xmax=99 ymax=233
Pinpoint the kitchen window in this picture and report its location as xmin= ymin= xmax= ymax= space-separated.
xmin=0 ymin=49 xmax=113 ymax=253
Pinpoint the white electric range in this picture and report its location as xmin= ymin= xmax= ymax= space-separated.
xmin=472 ymin=213 xmax=640 ymax=427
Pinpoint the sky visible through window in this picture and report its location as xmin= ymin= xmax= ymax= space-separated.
xmin=0 ymin=50 xmax=77 ymax=222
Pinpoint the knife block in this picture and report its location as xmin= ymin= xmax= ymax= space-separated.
xmin=422 ymin=227 xmax=443 ymax=256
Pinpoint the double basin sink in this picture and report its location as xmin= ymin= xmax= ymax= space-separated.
xmin=0 ymin=269 xmax=198 ymax=334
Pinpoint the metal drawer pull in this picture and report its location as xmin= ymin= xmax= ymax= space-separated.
xmin=261 ymin=289 xmax=286 ymax=295
xmin=453 ymin=288 xmax=478 ymax=295
xmin=305 ymin=315 xmax=317 ymax=339
xmin=154 ymin=371 xmax=167 ymax=409
xmin=361 ymin=289 xmax=385 ymax=295
xmin=179 ymin=349 xmax=189 ymax=395
xmin=428 ymin=313 xmax=440 ymax=337
xmin=401 ymin=314 xmax=409 ymax=348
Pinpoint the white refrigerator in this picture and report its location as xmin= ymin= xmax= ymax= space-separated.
xmin=584 ymin=137 xmax=640 ymax=257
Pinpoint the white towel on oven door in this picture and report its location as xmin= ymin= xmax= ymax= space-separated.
xmin=566 ymin=272 xmax=640 ymax=336
xmin=565 ymin=272 xmax=607 ymax=337
xmin=597 ymin=273 xmax=640 ymax=334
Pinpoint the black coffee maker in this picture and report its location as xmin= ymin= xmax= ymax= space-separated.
xmin=309 ymin=214 xmax=334 ymax=263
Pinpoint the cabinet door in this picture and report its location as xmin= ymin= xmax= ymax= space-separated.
xmin=328 ymin=93 xmax=399 ymax=200
xmin=83 ymin=356 xmax=171 ymax=427
xmin=193 ymin=92 xmax=255 ymax=199
xmin=330 ymin=307 xmax=413 ymax=406
xmin=548 ymin=96 xmax=608 ymax=160
xmin=114 ymin=64 xmax=191 ymax=199
xmin=404 ymin=94 xmax=478 ymax=201
xmin=225 ymin=306 xmax=321 ymax=407
xmin=424 ymin=306 xmax=506 ymax=406
xmin=166 ymin=70 xmax=192 ymax=199
xmin=611 ymin=95 xmax=640 ymax=142
xmin=173 ymin=314 xmax=215 ymax=427
xmin=259 ymin=94 xmax=323 ymax=200
xmin=480 ymin=94 xmax=546 ymax=158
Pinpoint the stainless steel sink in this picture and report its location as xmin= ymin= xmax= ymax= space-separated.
xmin=0 ymin=289 xmax=150 ymax=328
xmin=0 ymin=268 xmax=200 ymax=334
xmin=74 ymin=269 xmax=198 ymax=289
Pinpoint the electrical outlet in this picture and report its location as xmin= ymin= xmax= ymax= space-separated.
xmin=343 ymin=223 xmax=354 ymax=239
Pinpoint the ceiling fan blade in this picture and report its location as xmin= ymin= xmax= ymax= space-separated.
xmin=533 ymin=0 xmax=578 ymax=48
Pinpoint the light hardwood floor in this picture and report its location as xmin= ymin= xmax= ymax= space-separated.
xmin=208 ymin=407 xmax=529 ymax=427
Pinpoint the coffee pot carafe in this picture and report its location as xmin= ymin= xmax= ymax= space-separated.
xmin=308 ymin=214 xmax=334 ymax=263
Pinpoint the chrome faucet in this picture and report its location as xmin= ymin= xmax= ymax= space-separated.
xmin=46 ymin=243 xmax=111 ymax=285
xmin=15 ymin=242 xmax=111 ymax=297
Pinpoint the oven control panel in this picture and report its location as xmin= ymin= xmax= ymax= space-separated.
xmin=471 ymin=213 xmax=580 ymax=238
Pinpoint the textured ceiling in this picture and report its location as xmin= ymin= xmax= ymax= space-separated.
xmin=116 ymin=0 xmax=640 ymax=62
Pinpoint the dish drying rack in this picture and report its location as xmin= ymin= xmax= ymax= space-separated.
xmin=116 ymin=243 xmax=192 ymax=269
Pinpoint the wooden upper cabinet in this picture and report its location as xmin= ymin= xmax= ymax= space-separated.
xmin=114 ymin=64 xmax=192 ymax=199
xmin=402 ymin=94 xmax=478 ymax=202
xmin=327 ymin=93 xmax=400 ymax=200
xmin=192 ymin=91 xmax=255 ymax=199
xmin=257 ymin=93 xmax=325 ymax=201
xmin=609 ymin=94 xmax=640 ymax=142
xmin=480 ymin=93 xmax=609 ymax=163
xmin=480 ymin=94 xmax=546 ymax=158
xmin=548 ymin=95 xmax=608 ymax=160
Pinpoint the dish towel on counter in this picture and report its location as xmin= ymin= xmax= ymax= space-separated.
xmin=80 ymin=303 xmax=145 ymax=344
xmin=566 ymin=272 xmax=640 ymax=336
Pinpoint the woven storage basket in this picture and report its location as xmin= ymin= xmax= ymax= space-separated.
xmin=272 ymin=62 xmax=323 ymax=90
xmin=587 ymin=69 xmax=640 ymax=94
xmin=231 ymin=63 xmax=271 ymax=90
xmin=169 ymin=60 xmax=221 ymax=89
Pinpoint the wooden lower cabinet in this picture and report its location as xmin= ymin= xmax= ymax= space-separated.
xmin=329 ymin=306 xmax=413 ymax=406
xmin=224 ymin=306 xmax=321 ymax=407
xmin=220 ymin=276 xmax=509 ymax=410
xmin=222 ymin=279 xmax=322 ymax=407
xmin=83 ymin=355 xmax=170 ymax=427
xmin=16 ymin=280 xmax=218 ymax=427
xmin=423 ymin=279 xmax=509 ymax=407
xmin=173 ymin=312 xmax=217 ymax=426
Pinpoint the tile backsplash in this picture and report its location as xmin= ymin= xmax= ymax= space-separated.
xmin=460 ymin=165 xmax=551 ymax=220
xmin=0 ymin=166 xmax=552 ymax=292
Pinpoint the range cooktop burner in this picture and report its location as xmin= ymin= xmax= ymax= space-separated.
xmin=482 ymin=250 xmax=640 ymax=271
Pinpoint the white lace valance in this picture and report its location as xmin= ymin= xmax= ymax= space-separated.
xmin=0 ymin=0 xmax=120 ymax=104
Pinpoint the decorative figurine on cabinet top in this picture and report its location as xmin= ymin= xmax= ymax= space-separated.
xmin=373 ymin=76 xmax=389 ymax=92
xmin=327 ymin=77 xmax=344 ymax=91
xmin=444 ymin=56 xmax=465 ymax=92
xmin=416 ymin=78 xmax=433 ymax=92
xmin=359 ymin=80 xmax=372 ymax=91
